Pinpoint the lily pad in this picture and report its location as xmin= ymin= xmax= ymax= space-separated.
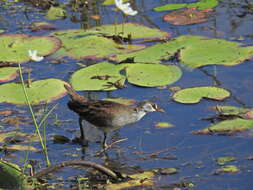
xmin=0 ymin=34 xmax=61 ymax=63
xmin=215 ymin=165 xmax=239 ymax=174
xmin=0 ymin=78 xmax=67 ymax=105
xmin=172 ymin=86 xmax=230 ymax=104
xmin=163 ymin=8 xmax=214 ymax=25
xmin=178 ymin=36 xmax=253 ymax=68
xmin=154 ymin=0 xmax=219 ymax=11
xmin=210 ymin=105 xmax=249 ymax=116
xmin=216 ymin=156 xmax=236 ymax=166
xmin=193 ymin=118 xmax=253 ymax=135
xmin=0 ymin=131 xmax=39 ymax=143
xmin=70 ymin=62 xmax=126 ymax=91
xmin=4 ymin=144 xmax=37 ymax=151
xmin=51 ymin=30 xmax=144 ymax=59
xmin=113 ymin=35 xmax=253 ymax=69
xmin=90 ymin=23 xmax=170 ymax=40
xmin=126 ymin=64 xmax=182 ymax=87
xmin=46 ymin=6 xmax=66 ymax=20
xmin=105 ymin=171 xmax=154 ymax=190
xmin=0 ymin=67 xmax=19 ymax=82
xmin=155 ymin=122 xmax=174 ymax=129
xmin=0 ymin=160 xmax=28 ymax=190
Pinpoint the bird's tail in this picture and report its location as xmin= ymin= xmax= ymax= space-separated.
xmin=64 ymin=84 xmax=87 ymax=103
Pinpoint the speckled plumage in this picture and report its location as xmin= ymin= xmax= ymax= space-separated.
xmin=64 ymin=84 xmax=164 ymax=147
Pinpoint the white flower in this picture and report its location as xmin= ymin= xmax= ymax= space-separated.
xmin=28 ymin=50 xmax=44 ymax=62
xmin=114 ymin=0 xmax=138 ymax=16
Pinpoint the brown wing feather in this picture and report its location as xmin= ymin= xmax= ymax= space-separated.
xmin=65 ymin=84 xmax=133 ymax=129
xmin=67 ymin=100 xmax=130 ymax=128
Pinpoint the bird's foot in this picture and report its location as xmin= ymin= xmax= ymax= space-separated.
xmin=72 ymin=136 xmax=89 ymax=146
xmin=103 ymin=138 xmax=128 ymax=151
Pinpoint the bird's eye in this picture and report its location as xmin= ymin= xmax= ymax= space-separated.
xmin=152 ymin=104 xmax=157 ymax=110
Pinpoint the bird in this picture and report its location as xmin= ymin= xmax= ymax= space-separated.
xmin=64 ymin=84 xmax=165 ymax=148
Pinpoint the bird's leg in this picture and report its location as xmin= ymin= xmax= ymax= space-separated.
xmin=102 ymin=132 xmax=108 ymax=149
xmin=78 ymin=117 xmax=88 ymax=146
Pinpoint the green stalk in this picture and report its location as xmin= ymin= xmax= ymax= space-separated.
xmin=38 ymin=104 xmax=58 ymax=128
xmin=18 ymin=64 xmax=51 ymax=167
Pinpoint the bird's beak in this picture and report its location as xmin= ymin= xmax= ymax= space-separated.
xmin=156 ymin=106 xmax=165 ymax=113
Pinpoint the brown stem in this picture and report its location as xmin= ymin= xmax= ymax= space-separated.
xmin=33 ymin=160 xmax=118 ymax=180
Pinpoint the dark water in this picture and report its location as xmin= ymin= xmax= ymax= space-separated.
xmin=1 ymin=0 xmax=253 ymax=189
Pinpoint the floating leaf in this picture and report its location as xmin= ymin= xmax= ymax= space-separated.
xmin=0 ymin=78 xmax=67 ymax=105
xmin=70 ymin=62 xmax=126 ymax=91
xmin=215 ymin=165 xmax=239 ymax=174
xmin=172 ymin=86 xmax=230 ymax=104
xmin=0 ymin=160 xmax=28 ymax=190
xmin=210 ymin=105 xmax=249 ymax=116
xmin=5 ymin=144 xmax=37 ymax=151
xmin=154 ymin=0 xmax=219 ymax=11
xmin=126 ymin=64 xmax=182 ymax=87
xmin=0 ymin=29 xmax=5 ymax=33
xmin=90 ymin=23 xmax=170 ymax=40
xmin=104 ymin=97 xmax=136 ymax=105
xmin=155 ymin=122 xmax=174 ymax=129
xmin=105 ymin=171 xmax=154 ymax=190
xmin=51 ymin=30 xmax=144 ymax=59
xmin=46 ymin=6 xmax=66 ymax=20
xmin=178 ymin=36 xmax=253 ymax=68
xmin=113 ymin=35 xmax=253 ymax=69
xmin=0 ymin=67 xmax=19 ymax=82
xmin=216 ymin=156 xmax=236 ymax=166
xmin=163 ymin=8 xmax=214 ymax=25
xmin=0 ymin=131 xmax=26 ymax=142
xmin=193 ymin=118 xmax=253 ymax=135
xmin=0 ymin=34 xmax=61 ymax=63
xmin=0 ymin=131 xmax=39 ymax=143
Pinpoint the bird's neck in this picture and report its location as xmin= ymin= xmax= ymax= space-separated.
xmin=134 ymin=109 xmax=147 ymax=121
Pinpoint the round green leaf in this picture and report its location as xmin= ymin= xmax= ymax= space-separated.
xmin=216 ymin=156 xmax=236 ymax=166
xmin=194 ymin=118 xmax=253 ymax=134
xmin=179 ymin=36 xmax=253 ymax=68
xmin=0 ymin=78 xmax=67 ymax=105
xmin=210 ymin=105 xmax=249 ymax=116
xmin=90 ymin=23 xmax=170 ymax=40
xmin=0 ymin=161 xmax=28 ymax=190
xmin=0 ymin=34 xmax=61 ymax=63
xmin=114 ymin=35 xmax=253 ymax=69
xmin=0 ymin=67 xmax=19 ymax=82
xmin=155 ymin=122 xmax=174 ymax=129
xmin=126 ymin=64 xmax=182 ymax=87
xmin=172 ymin=86 xmax=230 ymax=104
xmin=70 ymin=62 xmax=126 ymax=91
xmin=216 ymin=165 xmax=239 ymax=173
xmin=45 ymin=6 xmax=66 ymax=20
xmin=154 ymin=0 xmax=219 ymax=11
xmin=51 ymin=30 xmax=144 ymax=59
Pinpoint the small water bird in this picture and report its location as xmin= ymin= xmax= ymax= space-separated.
xmin=64 ymin=84 xmax=165 ymax=148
